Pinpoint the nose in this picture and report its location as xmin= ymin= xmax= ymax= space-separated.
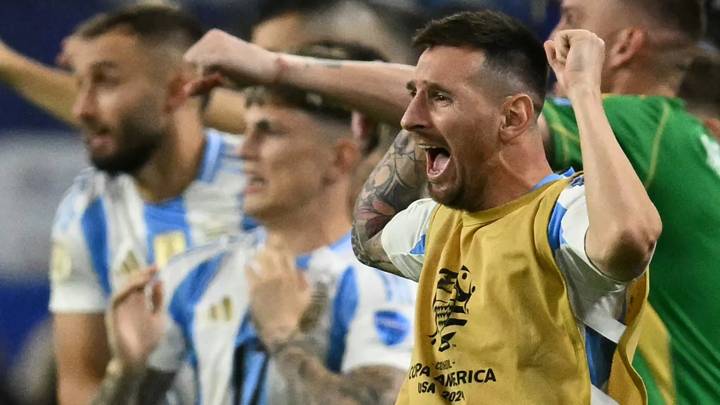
xmin=72 ymin=88 xmax=97 ymax=123
xmin=401 ymin=94 xmax=431 ymax=133
xmin=239 ymin=132 xmax=260 ymax=161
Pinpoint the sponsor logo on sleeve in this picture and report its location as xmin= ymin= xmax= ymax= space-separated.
xmin=374 ymin=310 xmax=410 ymax=346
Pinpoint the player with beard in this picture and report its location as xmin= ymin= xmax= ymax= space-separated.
xmin=183 ymin=3 xmax=719 ymax=402
xmin=88 ymin=44 xmax=416 ymax=405
xmin=185 ymin=12 xmax=662 ymax=404
xmin=45 ymin=6 xmax=255 ymax=404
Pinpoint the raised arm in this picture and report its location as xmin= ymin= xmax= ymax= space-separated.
xmin=0 ymin=39 xmax=78 ymax=126
xmin=351 ymin=130 xmax=426 ymax=276
xmin=545 ymin=30 xmax=662 ymax=281
xmin=0 ymin=38 xmax=247 ymax=133
xmin=184 ymin=29 xmax=413 ymax=125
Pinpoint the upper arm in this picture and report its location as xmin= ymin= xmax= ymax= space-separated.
xmin=549 ymin=182 xmax=630 ymax=317
xmin=53 ymin=313 xmax=110 ymax=405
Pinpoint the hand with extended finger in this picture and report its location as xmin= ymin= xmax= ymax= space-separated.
xmin=183 ymin=29 xmax=281 ymax=96
xmin=246 ymin=247 xmax=312 ymax=351
xmin=106 ymin=267 xmax=165 ymax=374
xmin=544 ymin=29 xmax=605 ymax=95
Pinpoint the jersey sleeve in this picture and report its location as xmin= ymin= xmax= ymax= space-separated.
xmin=548 ymin=177 xmax=629 ymax=322
xmin=329 ymin=266 xmax=415 ymax=374
xmin=49 ymin=176 xmax=109 ymax=313
xmin=380 ymin=198 xmax=438 ymax=281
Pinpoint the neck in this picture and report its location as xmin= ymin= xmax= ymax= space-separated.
xmin=262 ymin=184 xmax=352 ymax=256
xmin=474 ymin=130 xmax=553 ymax=211
xmin=134 ymin=108 xmax=206 ymax=203
xmin=605 ymin=67 xmax=680 ymax=98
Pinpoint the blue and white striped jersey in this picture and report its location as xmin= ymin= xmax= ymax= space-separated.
xmin=380 ymin=171 xmax=632 ymax=399
xmin=148 ymin=231 xmax=416 ymax=405
xmin=49 ymin=130 xmax=255 ymax=313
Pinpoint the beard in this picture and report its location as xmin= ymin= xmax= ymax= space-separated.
xmin=89 ymin=117 xmax=164 ymax=177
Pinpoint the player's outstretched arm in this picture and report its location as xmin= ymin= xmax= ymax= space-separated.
xmin=545 ymin=30 xmax=662 ymax=281
xmin=184 ymin=29 xmax=413 ymax=125
xmin=91 ymin=268 xmax=176 ymax=405
xmin=351 ymin=130 xmax=426 ymax=276
xmin=0 ymin=37 xmax=248 ymax=134
xmin=0 ymin=39 xmax=78 ymax=126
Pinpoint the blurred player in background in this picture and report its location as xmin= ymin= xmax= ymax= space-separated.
xmin=36 ymin=5 xmax=254 ymax=404
xmin=91 ymin=41 xmax=416 ymax=405
xmin=546 ymin=1 xmax=719 ymax=403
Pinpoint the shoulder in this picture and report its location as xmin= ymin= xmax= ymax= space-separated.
xmin=52 ymin=168 xmax=127 ymax=236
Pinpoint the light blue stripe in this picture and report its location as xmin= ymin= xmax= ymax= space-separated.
xmin=532 ymin=168 xmax=575 ymax=191
xmin=327 ymin=266 xmax=357 ymax=372
xmin=143 ymin=197 xmax=192 ymax=265
xmin=547 ymin=204 xmax=568 ymax=252
xmin=198 ymin=131 xmax=225 ymax=183
xmin=409 ymin=234 xmax=426 ymax=255
xmin=81 ymin=198 xmax=111 ymax=295
xmin=585 ymin=328 xmax=614 ymax=387
xmin=234 ymin=313 xmax=268 ymax=405
xmin=168 ymin=253 xmax=225 ymax=405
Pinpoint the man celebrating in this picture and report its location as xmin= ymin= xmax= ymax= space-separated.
xmin=350 ymin=14 xmax=660 ymax=404
xmin=91 ymin=42 xmax=416 ymax=405
xmin=182 ymin=3 xmax=718 ymax=402
xmin=45 ymin=6 xmax=252 ymax=404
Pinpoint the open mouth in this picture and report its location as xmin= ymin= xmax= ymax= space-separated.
xmin=421 ymin=146 xmax=452 ymax=179
xmin=245 ymin=174 xmax=266 ymax=192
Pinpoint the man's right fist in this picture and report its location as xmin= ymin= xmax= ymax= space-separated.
xmin=183 ymin=29 xmax=281 ymax=96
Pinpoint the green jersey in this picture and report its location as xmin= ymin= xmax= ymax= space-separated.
xmin=543 ymin=95 xmax=720 ymax=405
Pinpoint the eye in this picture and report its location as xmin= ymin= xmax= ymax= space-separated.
xmin=408 ymin=88 xmax=417 ymax=98
xmin=430 ymin=91 xmax=451 ymax=104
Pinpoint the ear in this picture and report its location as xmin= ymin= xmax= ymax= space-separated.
xmin=605 ymin=27 xmax=646 ymax=70
xmin=351 ymin=111 xmax=378 ymax=154
xmin=705 ymin=118 xmax=720 ymax=141
xmin=324 ymin=138 xmax=361 ymax=184
xmin=164 ymin=68 xmax=195 ymax=112
xmin=499 ymin=94 xmax=534 ymax=142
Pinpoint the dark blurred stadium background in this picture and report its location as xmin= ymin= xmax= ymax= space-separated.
xmin=0 ymin=0 xmax=716 ymax=403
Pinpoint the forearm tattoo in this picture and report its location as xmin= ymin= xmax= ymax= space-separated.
xmin=274 ymin=342 xmax=405 ymax=405
xmin=91 ymin=362 xmax=175 ymax=405
xmin=90 ymin=361 xmax=143 ymax=405
xmin=351 ymin=130 xmax=426 ymax=269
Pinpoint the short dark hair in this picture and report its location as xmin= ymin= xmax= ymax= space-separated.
xmin=629 ymin=0 xmax=706 ymax=42
xmin=257 ymin=0 xmax=333 ymax=25
xmin=413 ymin=10 xmax=548 ymax=113
xmin=245 ymin=40 xmax=387 ymax=122
xmin=678 ymin=51 xmax=720 ymax=115
xmin=73 ymin=4 xmax=205 ymax=50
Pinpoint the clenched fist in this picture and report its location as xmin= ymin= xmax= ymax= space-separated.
xmin=544 ymin=29 xmax=605 ymax=94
